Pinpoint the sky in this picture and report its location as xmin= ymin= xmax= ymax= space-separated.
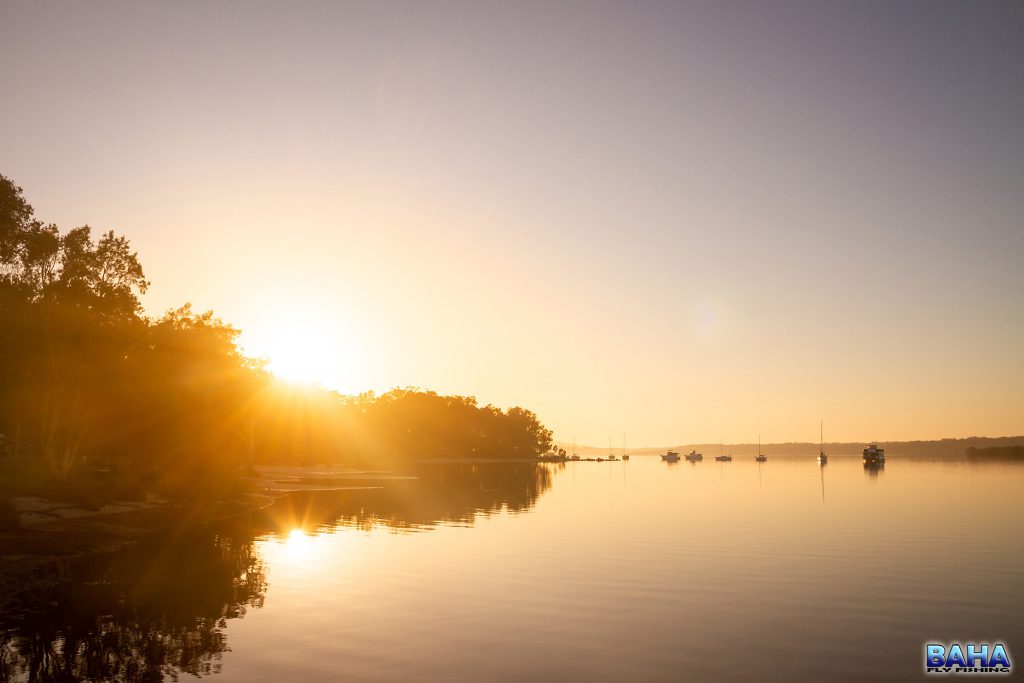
xmin=2 ymin=1 xmax=1022 ymax=446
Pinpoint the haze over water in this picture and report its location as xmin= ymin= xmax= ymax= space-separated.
xmin=4 ymin=456 xmax=1021 ymax=681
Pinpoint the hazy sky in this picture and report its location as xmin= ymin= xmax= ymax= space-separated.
xmin=2 ymin=1 xmax=1022 ymax=445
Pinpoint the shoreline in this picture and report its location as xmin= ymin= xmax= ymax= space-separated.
xmin=0 ymin=490 xmax=281 ymax=613
xmin=0 ymin=464 xmax=420 ymax=611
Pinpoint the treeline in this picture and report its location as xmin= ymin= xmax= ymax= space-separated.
xmin=966 ymin=445 xmax=1024 ymax=461
xmin=0 ymin=173 xmax=552 ymax=493
xmin=258 ymin=389 xmax=554 ymax=467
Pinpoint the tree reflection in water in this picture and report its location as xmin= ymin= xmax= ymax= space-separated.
xmin=269 ymin=462 xmax=559 ymax=534
xmin=0 ymin=463 xmax=558 ymax=682
xmin=1 ymin=530 xmax=265 ymax=682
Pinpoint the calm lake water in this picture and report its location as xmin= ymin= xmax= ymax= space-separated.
xmin=2 ymin=456 xmax=1022 ymax=681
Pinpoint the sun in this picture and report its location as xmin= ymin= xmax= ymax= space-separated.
xmin=239 ymin=306 xmax=364 ymax=392
xmin=261 ymin=325 xmax=338 ymax=385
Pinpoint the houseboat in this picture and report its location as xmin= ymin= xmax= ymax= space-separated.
xmin=863 ymin=444 xmax=885 ymax=464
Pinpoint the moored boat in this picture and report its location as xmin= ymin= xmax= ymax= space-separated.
xmin=818 ymin=420 xmax=828 ymax=464
xmin=863 ymin=444 xmax=885 ymax=464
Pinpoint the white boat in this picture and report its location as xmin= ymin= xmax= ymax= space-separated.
xmin=661 ymin=450 xmax=681 ymax=462
xmin=684 ymin=450 xmax=703 ymax=462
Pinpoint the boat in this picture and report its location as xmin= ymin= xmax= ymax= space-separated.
xmin=715 ymin=440 xmax=732 ymax=461
xmin=755 ymin=434 xmax=767 ymax=462
xmin=863 ymin=444 xmax=885 ymax=464
xmin=818 ymin=419 xmax=828 ymax=464
xmin=684 ymin=450 xmax=703 ymax=462
xmin=661 ymin=450 xmax=681 ymax=462
xmin=622 ymin=433 xmax=630 ymax=460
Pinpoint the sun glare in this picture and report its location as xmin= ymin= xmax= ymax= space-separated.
xmin=262 ymin=326 xmax=337 ymax=385
xmin=239 ymin=305 xmax=364 ymax=393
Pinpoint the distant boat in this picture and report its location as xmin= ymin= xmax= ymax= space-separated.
xmin=661 ymin=450 xmax=681 ymax=462
xmin=715 ymin=440 xmax=732 ymax=461
xmin=818 ymin=420 xmax=828 ymax=464
xmin=755 ymin=434 xmax=767 ymax=462
xmin=684 ymin=450 xmax=703 ymax=462
xmin=622 ymin=433 xmax=630 ymax=460
xmin=863 ymin=444 xmax=885 ymax=464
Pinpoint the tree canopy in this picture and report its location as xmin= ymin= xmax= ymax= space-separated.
xmin=0 ymin=173 xmax=553 ymax=493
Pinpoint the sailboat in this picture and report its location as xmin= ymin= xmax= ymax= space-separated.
xmin=622 ymin=433 xmax=629 ymax=460
xmin=818 ymin=420 xmax=828 ymax=464
xmin=606 ymin=436 xmax=617 ymax=461
xmin=755 ymin=434 xmax=767 ymax=462
xmin=714 ymin=439 xmax=732 ymax=461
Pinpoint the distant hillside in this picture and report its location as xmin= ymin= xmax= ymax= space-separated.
xmin=556 ymin=436 xmax=1024 ymax=459
xmin=966 ymin=445 xmax=1024 ymax=460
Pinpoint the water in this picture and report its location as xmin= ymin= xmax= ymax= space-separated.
xmin=2 ymin=457 xmax=1022 ymax=681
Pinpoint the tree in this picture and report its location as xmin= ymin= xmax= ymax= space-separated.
xmin=0 ymin=176 xmax=150 ymax=478
xmin=0 ymin=173 xmax=33 ymax=273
